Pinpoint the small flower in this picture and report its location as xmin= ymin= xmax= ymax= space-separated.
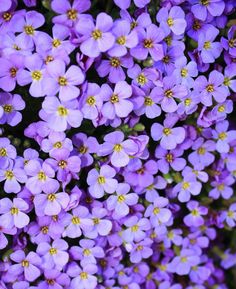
xmin=87 ymin=165 xmax=118 ymax=198
xmin=184 ymin=201 xmax=208 ymax=227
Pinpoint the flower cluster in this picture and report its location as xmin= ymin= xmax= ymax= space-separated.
xmin=0 ymin=0 xmax=236 ymax=288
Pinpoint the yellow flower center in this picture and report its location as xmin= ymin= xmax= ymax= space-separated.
xmin=137 ymin=245 xmax=143 ymax=251
xmin=79 ymin=145 xmax=88 ymax=154
xmin=137 ymin=73 xmax=147 ymax=85
xmin=67 ymin=9 xmax=77 ymax=20
xmin=38 ymin=171 xmax=47 ymax=181
xmin=58 ymin=160 xmax=67 ymax=168
xmin=0 ymin=148 xmax=7 ymax=156
xmin=31 ymin=70 xmax=42 ymax=81
xmin=143 ymin=39 xmax=153 ymax=48
xmin=166 ymin=153 xmax=173 ymax=163
xmin=131 ymin=225 xmax=139 ymax=232
xmin=2 ymin=12 xmax=12 ymax=21
xmin=110 ymin=57 xmax=121 ymax=68
xmin=118 ymin=195 xmax=126 ymax=203
xmin=182 ymin=181 xmax=190 ymax=190
xmin=13 ymin=44 xmax=21 ymax=51
xmin=45 ymin=55 xmax=54 ymax=64
xmin=98 ymin=176 xmax=106 ymax=184
xmin=167 ymin=17 xmax=174 ymax=27
xmin=52 ymin=38 xmax=61 ymax=48
xmin=83 ymin=249 xmax=91 ymax=256
xmin=5 ymin=170 xmax=14 ymax=180
xmin=93 ymin=218 xmax=100 ymax=224
xmin=229 ymin=38 xmax=236 ymax=48
xmin=92 ymin=29 xmax=102 ymax=40
xmin=47 ymin=194 xmax=56 ymax=201
xmin=181 ymin=68 xmax=188 ymax=77
xmin=153 ymin=207 xmax=160 ymax=215
xmin=184 ymin=98 xmax=192 ymax=106
xmin=206 ymin=84 xmax=214 ymax=92
xmin=227 ymin=210 xmax=234 ymax=218
xmin=116 ymin=36 xmax=126 ymax=45
xmin=197 ymin=147 xmax=206 ymax=155
xmin=41 ymin=226 xmax=49 ymax=234
xmin=163 ymin=55 xmax=170 ymax=63
xmin=204 ymin=41 xmax=211 ymax=50
xmin=193 ymin=20 xmax=201 ymax=31
xmin=10 ymin=207 xmax=19 ymax=215
xmin=21 ymin=260 xmax=29 ymax=267
xmin=223 ymin=77 xmax=231 ymax=86
xmin=130 ymin=21 xmax=137 ymax=30
xmin=53 ymin=141 xmax=62 ymax=148
xmin=217 ymin=184 xmax=225 ymax=191
xmin=72 ymin=216 xmax=80 ymax=224
xmin=49 ymin=248 xmax=57 ymax=255
xmin=114 ymin=144 xmax=122 ymax=152
xmin=3 ymin=105 xmax=13 ymax=113
xmin=47 ymin=279 xmax=55 ymax=285
xmin=218 ymin=132 xmax=227 ymax=140
xmin=181 ymin=256 xmax=188 ymax=263
xmin=10 ymin=67 xmax=17 ymax=78
xmin=191 ymin=209 xmax=199 ymax=216
xmin=144 ymin=96 xmax=154 ymax=106
xmin=218 ymin=105 xmax=225 ymax=112
xmin=164 ymin=89 xmax=173 ymax=98
xmin=80 ymin=272 xmax=88 ymax=280
xmin=164 ymin=36 xmax=172 ymax=46
xmin=57 ymin=106 xmax=68 ymax=116
xmin=110 ymin=94 xmax=119 ymax=103
xmin=163 ymin=128 xmax=172 ymax=136
xmin=58 ymin=76 xmax=67 ymax=86
xmin=24 ymin=25 xmax=34 ymax=35
xmin=201 ymin=0 xmax=209 ymax=5
xmin=86 ymin=96 xmax=96 ymax=106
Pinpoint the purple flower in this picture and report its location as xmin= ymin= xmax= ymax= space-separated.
xmin=100 ymin=81 xmax=133 ymax=119
xmin=194 ymin=70 xmax=228 ymax=106
xmin=122 ymin=216 xmax=151 ymax=242
xmin=38 ymin=269 xmax=70 ymax=289
xmin=108 ymin=19 xmax=138 ymax=57
xmin=37 ymin=239 xmax=69 ymax=270
xmin=17 ymin=54 xmax=46 ymax=97
xmin=209 ymin=174 xmax=234 ymax=200
xmin=0 ymin=54 xmax=24 ymax=92
xmin=70 ymin=263 xmax=97 ymax=289
xmin=198 ymin=26 xmax=222 ymax=63
xmin=220 ymin=203 xmax=236 ymax=227
xmin=76 ymin=12 xmax=115 ymax=57
xmin=130 ymin=24 xmax=164 ymax=61
xmin=107 ymin=183 xmax=138 ymax=218
xmin=0 ymin=197 xmax=30 ymax=229
xmin=114 ymin=0 xmax=150 ymax=9
xmin=188 ymin=137 xmax=215 ymax=170
xmin=34 ymin=181 xmax=69 ymax=216
xmin=25 ymin=159 xmax=58 ymax=195
xmin=129 ymin=238 xmax=153 ymax=264
xmin=173 ymin=176 xmax=202 ymax=202
xmin=97 ymin=54 xmax=133 ymax=83
xmin=9 ymin=250 xmax=41 ymax=282
xmin=41 ymin=97 xmax=83 ymax=132
xmin=72 ymin=133 xmax=99 ymax=167
xmin=151 ymin=118 xmax=186 ymax=150
xmin=168 ymin=249 xmax=200 ymax=275
xmin=190 ymin=0 xmax=225 ymax=21
xmin=0 ymin=137 xmax=17 ymax=167
xmin=145 ymin=196 xmax=172 ymax=226
xmin=51 ymin=0 xmax=91 ymax=27
xmin=87 ymin=165 xmax=118 ymax=198
xmin=155 ymin=146 xmax=186 ymax=174
xmin=153 ymin=76 xmax=188 ymax=113
xmin=62 ymin=205 xmax=93 ymax=238
xmin=0 ymin=93 xmax=25 ymax=126
xmin=0 ymin=159 xmax=27 ymax=193
xmin=212 ymin=120 xmax=236 ymax=153
xmin=43 ymin=59 xmax=85 ymax=101
xmin=156 ymin=6 xmax=187 ymax=35
xmin=98 ymin=131 xmax=138 ymax=167
xmin=184 ymin=201 xmax=208 ymax=227
xmin=70 ymin=239 xmax=104 ymax=265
